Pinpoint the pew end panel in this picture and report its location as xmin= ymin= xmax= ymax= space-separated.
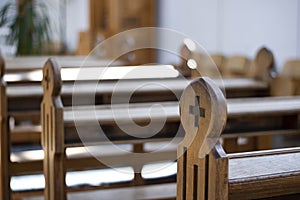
xmin=0 ymin=51 xmax=11 ymax=199
xmin=179 ymin=77 xmax=300 ymax=200
xmin=177 ymin=77 xmax=227 ymax=200
xmin=248 ymin=47 xmax=275 ymax=82
xmin=41 ymin=58 xmax=66 ymax=200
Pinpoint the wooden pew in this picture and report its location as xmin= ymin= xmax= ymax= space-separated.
xmin=271 ymin=59 xmax=300 ymax=96
xmin=178 ymin=41 xmax=274 ymax=83
xmin=178 ymin=77 xmax=300 ymax=199
xmin=181 ymin=46 xmax=275 ymax=151
xmin=1 ymin=54 xmax=180 ymax=199
xmin=1 ymin=55 xmax=268 ymax=154
xmin=199 ymin=47 xmax=273 ymax=81
xmin=0 ymin=53 xmax=275 ymax=199
xmin=6 ymin=77 xmax=268 ymax=149
xmin=7 ymin=87 xmax=299 ymax=199
xmin=7 ymin=90 xmax=298 ymax=197
xmin=15 ymin=76 xmax=299 ymax=199
xmin=41 ymin=58 xmax=182 ymax=200
xmin=40 ymin=59 xmax=300 ymax=200
xmin=4 ymin=53 xmax=269 ymax=147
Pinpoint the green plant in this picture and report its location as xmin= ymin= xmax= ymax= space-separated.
xmin=0 ymin=0 xmax=52 ymax=55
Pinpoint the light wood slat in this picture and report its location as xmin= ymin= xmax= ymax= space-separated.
xmin=19 ymin=183 xmax=176 ymax=200
xmin=7 ymin=78 xmax=185 ymax=98
xmin=10 ymin=149 xmax=177 ymax=176
xmin=229 ymin=171 xmax=300 ymax=199
xmin=222 ymin=129 xmax=300 ymax=138
xmin=10 ymin=125 xmax=41 ymax=144
xmin=228 ymin=96 xmax=300 ymax=117
xmin=214 ymin=78 xmax=268 ymax=89
xmin=5 ymin=65 xmax=178 ymax=82
xmin=11 ymin=139 xmax=178 ymax=163
xmin=229 ymin=150 xmax=300 ymax=180
xmin=63 ymin=97 xmax=300 ymax=125
xmin=63 ymin=102 xmax=179 ymax=126
xmin=67 ymin=183 xmax=176 ymax=200
xmin=8 ymin=96 xmax=300 ymax=148
xmin=5 ymin=56 xmax=125 ymax=72
xmin=7 ymin=78 xmax=268 ymax=98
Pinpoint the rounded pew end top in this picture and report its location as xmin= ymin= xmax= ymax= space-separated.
xmin=179 ymin=77 xmax=227 ymax=158
xmin=252 ymin=46 xmax=275 ymax=81
xmin=256 ymin=47 xmax=274 ymax=69
xmin=42 ymin=58 xmax=62 ymax=97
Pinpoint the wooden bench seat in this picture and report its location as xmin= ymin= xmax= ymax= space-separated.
xmin=5 ymin=64 xmax=179 ymax=84
xmin=10 ymin=138 xmax=178 ymax=175
xmin=4 ymin=55 xmax=126 ymax=73
xmin=228 ymin=147 xmax=300 ymax=199
xmin=184 ymin=143 xmax=300 ymax=200
xmin=19 ymin=183 xmax=176 ymax=200
xmin=178 ymin=77 xmax=300 ymax=200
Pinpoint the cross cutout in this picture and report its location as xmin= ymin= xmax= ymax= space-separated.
xmin=189 ymin=96 xmax=206 ymax=127
xmin=44 ymin=69 xmax=50 ymax=90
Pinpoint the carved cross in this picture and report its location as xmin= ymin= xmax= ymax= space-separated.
xmin=44 ymin=69 xmax=50 ymax=90
xmin=189 ymin=96 xmax=205 ymax=127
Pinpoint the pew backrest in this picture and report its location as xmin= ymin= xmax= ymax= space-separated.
xmin=222 ymin=55 xmax=249 ymax=77
xmin=248 ymin=47 xmax=274 ymax=82
xmin=271 ymin=59 xmax=300 ymax=96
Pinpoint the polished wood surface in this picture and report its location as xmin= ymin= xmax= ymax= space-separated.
xmin=271 ymin=59 xmax=300 ymax=96
xmin=177 ymin=77 xmax=227 ymax=200
xmin=4 ymin=55 xmax=125 ymax=72
xmin=178 ymin=77 xmax=300 ymax=199
xmin=2 ymin=53 xmax=297 ymax=199
xmin=40 ymin=59 xmax=180 ymax=200
xmin=0 ymin=52 xmax=10 ymax=200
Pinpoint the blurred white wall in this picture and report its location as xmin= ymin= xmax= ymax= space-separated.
xmin=220 ymin=0 xmax=299 ymax=69
xmin=158 ymin=0 xmax=300 ymax=69
xmin=66 ymin=0 xmax=89 ymax=52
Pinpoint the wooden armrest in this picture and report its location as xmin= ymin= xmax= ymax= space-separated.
xmin=229 ymin=149 xmax=300 ymax=199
